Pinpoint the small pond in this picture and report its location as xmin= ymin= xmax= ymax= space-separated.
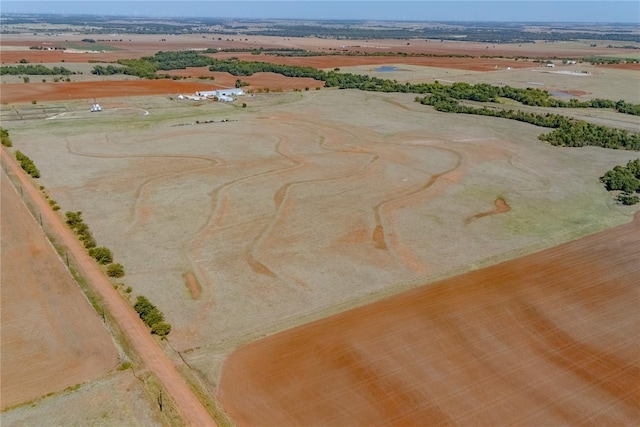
xmin=375 ymin=66 xmax=398 ymax=72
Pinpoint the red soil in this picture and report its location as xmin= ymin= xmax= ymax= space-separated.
xmin=184 ymin=272 xmax=202 ymax=300
xmin=0 ymin=80 xmax=218 ymax=104
xmin=1 ymin=148 xmax=216 ymax=426
xmin=0 ymin=170 xmax=119 ymax=409
xmin=597 ymin=63 xmax=640 ymax=71
xmin=211 ymin=52 xmax=532 ymax=72
xmin=219 ymin=212 xmax=640 ymax=426
xmin=464 ymin=196 xmax=511 ymax=225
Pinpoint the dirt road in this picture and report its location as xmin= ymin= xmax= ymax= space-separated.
xmin=1 ymin=147 xmax=216 ymax=426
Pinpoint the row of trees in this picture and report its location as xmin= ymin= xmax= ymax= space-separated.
xmin=600 ymin=159 xmax=640 ymax=205
xmin=64 ymin=211 xmax=125 ymax=277
xmin=417 ymin=94 xmax=640 ymax=151
xmin=205 ymin=57 xmax=640 ymax=115
xmin=15 ymin=150 xmax=41 ymax=178
xmin=1 ymin=128 xmax=12 ymax=147
xmin=92 ymin=51 xmax=216 ymax=79
xmin=134 ymin=296 xmax=172 ymax=337
xmin=0 ymin=64 xmax=74 ymax=75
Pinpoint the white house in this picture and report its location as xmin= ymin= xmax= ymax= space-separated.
xmin=196 ymin=88 xmax=245 ymax=99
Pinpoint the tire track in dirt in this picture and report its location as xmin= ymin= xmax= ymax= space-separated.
xmin=372 ymin=144 xmax=463 ymax=250
xmin=189 ymin=117 xmax=380 ymax=286
xmin=64 ymin=138 xmax=221 ymax=226
xmin=180 ymin=132 xmax=306 ymax=341
xmin=464 ymin=196 xmax=511 ymax=225
xmin=195 ymin=142 xmax=301 ymax=276
xmin=248 ymin=131 xmax=379 ymax=282
xmin=244 ymin=132 xmax=307 ymax=278
xmin=374 ymin=134 xmax=543 ymax=275
xmin=1 ymin=147 xmax=217 ymax=427
xmin=187 ymin=132 xmax=304 ymax=286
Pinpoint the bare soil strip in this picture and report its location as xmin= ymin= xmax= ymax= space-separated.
xmin=464 ymin=196 xmax=511 ymax=225
xmin=219 ymin=212 xmax=640 ymax=426
xmin=0 ymin=148 xmax=216 ymax=427
xmin=184 ymin=272 xmax=202 ymax=300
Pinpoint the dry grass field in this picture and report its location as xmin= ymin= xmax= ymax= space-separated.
xmin=1 ymin=31 xmax=639 ymax=425
xmin=1 ymin=371 xmax=165 ymax=427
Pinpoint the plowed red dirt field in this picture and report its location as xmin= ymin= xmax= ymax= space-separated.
xmin=0 ymin=80 xmax=218 ymax=104
xmin=0 ymin=169 xmax=118 ymax=409
xmin=219 ymin=212 xmax=640 ymax=426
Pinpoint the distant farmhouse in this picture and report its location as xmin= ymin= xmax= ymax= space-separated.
xmin=196 ymin=88 xmax=245 ymax=102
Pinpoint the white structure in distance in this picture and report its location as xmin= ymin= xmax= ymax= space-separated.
xmin=197 ymin=88 xmax=245 ymax=102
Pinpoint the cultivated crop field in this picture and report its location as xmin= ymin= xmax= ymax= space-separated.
xmin=2 ymin=29 xmax=639 ymax=425
xmin=220 ymin=211 xmax=640 ymax=426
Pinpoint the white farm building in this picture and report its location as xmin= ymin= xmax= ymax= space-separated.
xmin=197 ymin=88 xmax=245 ymax=100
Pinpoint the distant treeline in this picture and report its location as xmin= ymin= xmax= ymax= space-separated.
xmin=227 ymin=48 xmax=639 ymax=67
xmin=203 ymin=57 xmax=640 ymax=115
xmin=0 ymin=64 xmax=74 ymax=75
xmin=225 ymin=26 xmax=640 ymax=44
xmin=90 ymin=51 xmax=640 ymax=117
xmin=3 ymin=14 xmax=639 ymax=43
xmin=92 ymin=50 xmax=214 ymax=79
xmin=88 ymin=51 xmax=640 ymax=151
xmin=417 ymin=94 xmax=640 ymax=151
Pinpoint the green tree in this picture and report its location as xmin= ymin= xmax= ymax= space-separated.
xmin=88 ymin=246 xmax=113 ymax=264
xmin=0 ymin=128 xmax=12 ymax=147
xmin=65 ymin=211 xmax=84 ymax=229
xmin=151 ymin=322 xmax=172 ymax=337
xmin=142 ymin=307 xmax=164 ymax=326
xmin=134 ymin=296 xmax=153 ymax=317
xmin=617 ymin=192 xmax=640 ymax=205
xmin=600 ymin=167 xmax=640 ymax=193
xmin=106 ymin=263 xmax=125 ymax=278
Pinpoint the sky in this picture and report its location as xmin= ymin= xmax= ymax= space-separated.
xmin=2 ymin=1 xmax=639 ymax=23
